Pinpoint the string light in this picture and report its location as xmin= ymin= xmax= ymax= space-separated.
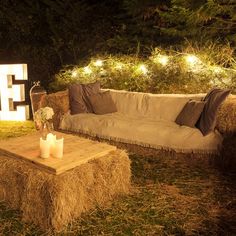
xmin=84 ymin=66 xmax=92 ymax=75
xmin=138 ymin=64 xmax=148 ymax=74
xmin=157 ymin=55 xmax=169 ymax=66
xmin=185 ymin=55 xmax=199 ymax=65
xmin=94 ymin=59 xmax=103 ymax=67
xmin=72 ymin=71 xmax=77 ymax=77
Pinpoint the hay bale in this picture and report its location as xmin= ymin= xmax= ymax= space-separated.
xmin=216 ymin=96 xmax=236 ymax=134
xmin=40 ymin=90 xmax=69 ymax=129
xmin=0 ymin=149 xmax=130 ymax=232
xmin=217 ymin=134 xmax=236 ymax=172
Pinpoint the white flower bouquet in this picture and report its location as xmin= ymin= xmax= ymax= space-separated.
xmin=34 ymin=107 xmax=54 ymax=132
xmin=34 ymin=107 xmax=54 ymax=123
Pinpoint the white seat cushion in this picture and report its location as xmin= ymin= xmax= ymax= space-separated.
xmin=60 ymin=112 xmax=222 ymax=154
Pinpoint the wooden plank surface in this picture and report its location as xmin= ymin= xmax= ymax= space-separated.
xmin=0 ymin=132 xmax=116 ymax=175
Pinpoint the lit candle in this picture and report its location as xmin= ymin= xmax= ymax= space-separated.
xmin=40 ymin=138 xmax=50 ymax=159
xmin=53 ymin=138 xmax=64 ymax=159
xmin=46 ymin=133 xmax=56 ymax=154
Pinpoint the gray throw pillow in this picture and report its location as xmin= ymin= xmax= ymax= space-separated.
xmin=196 ymin=88 xmax=231 ymax=136
xmin=88 ymin=91 xmax=117 ymax=115
xmin=82 ymin=81 xmax=100 ymax=113
xmin=175 ymin=100 xmax=205 ymax=128
xmin=69 ymin=83 xmax=88 ymax=115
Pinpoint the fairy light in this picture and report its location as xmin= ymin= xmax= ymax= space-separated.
xmin=185 ymin=55 xmax=199 ymax=65
xmin=138 ymin=64 xmax=148 ymax=75
xmin=158 ymin=55 xmax=169 ymax=66
xmin=84 ymin=66 xmax=92 ymax=75
xmin=72 ymin=70 xmax=77 ymax=77
xmin=94 ymin=59 xmax=103 ymax=67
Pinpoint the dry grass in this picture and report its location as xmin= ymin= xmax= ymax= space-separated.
xmin=0 ymin=121 xmax=236 ymax=235
xmin=216 ymin=96 xmax=236 ymax=134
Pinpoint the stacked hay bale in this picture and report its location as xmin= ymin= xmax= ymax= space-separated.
xmin=216 ymin=96 xmax=236 ymax=172
xmin=0 ymin=149 xmax=131 ymax=231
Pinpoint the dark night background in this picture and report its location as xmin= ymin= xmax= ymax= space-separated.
xmin=0 ymin=0 xmax=235 ymax=89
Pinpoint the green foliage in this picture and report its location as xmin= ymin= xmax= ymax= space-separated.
xmin=0 ymin=0 xmax=121 ymax=87
xmin=0 ymin=121 xmax=35 ymax=139
xmin=120 ymin=0 xmax=236 ymax=46
xmin=50 ymin=43 xmax=236 ymax=94
xmin=0 ymin=0 xmax=235 ymax=89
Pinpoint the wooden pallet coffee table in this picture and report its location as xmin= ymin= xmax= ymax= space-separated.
xmin=0 ymin=131 xmax=117 ymax=175
xmin=0 ymin=132 xmax=131 ymax=231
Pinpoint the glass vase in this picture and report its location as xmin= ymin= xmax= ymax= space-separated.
xmin=40 ymin=121 xmax=54 ymax=140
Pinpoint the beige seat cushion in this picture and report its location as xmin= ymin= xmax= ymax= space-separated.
xmin=60 ymin=112 xmax=222 ymax=154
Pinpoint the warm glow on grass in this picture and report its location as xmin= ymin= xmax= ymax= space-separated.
xmin=0 ymin=120 xmax=35 ymax=139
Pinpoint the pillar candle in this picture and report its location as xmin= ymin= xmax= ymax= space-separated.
xmin=46 ymin=133 xmax=56 ymax=154
xmin=40 ymin=137 xmax=50 ymax=159
xmin=53 ymin=138 xmax=64 ymax=159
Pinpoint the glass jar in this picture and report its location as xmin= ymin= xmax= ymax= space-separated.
xmin=40 ymin=120 xmax=54 ymax=140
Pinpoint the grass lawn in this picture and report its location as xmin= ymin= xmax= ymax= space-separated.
xmin=0 ymin=121 xmax=235 ymax=236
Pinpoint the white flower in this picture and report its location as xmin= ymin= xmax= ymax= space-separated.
xmin=34 ymin=107 xmax=54 ymax=124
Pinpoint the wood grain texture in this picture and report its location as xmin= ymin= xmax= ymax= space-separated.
xmin=0 ymin=131 xmax=116 ymax=175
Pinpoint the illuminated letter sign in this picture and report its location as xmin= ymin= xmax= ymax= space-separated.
xmin=0 ymin=64 xmax=29 ymax=121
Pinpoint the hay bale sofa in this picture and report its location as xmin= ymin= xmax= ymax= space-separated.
xmin=40 ymin=85 xmax=236 ymax=159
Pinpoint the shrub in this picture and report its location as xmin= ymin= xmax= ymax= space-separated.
xmin=50 ymin=44 xmax=236 ymax=94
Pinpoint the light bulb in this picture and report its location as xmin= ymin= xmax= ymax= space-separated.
xmin=139 ymin=64 xmax=148 ymax=74
xmin=158 ymin=55 xmax=169 ymax=66
xmin=185 ymin=55 xmax=199 ymax=65
xmin=84 ymin=66 xmax=92 ymax=74
xmin=72 ymin=71 xmax=77 ymax=77
xmin=94 ymin=60 xmax=103 ymax=67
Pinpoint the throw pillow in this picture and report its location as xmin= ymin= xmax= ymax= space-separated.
xmin=88 ymin=91 xmax=117 ymax=115
xmin=82 ymin=81 xmax=101 ymax=113
xmin=196 ymin=88 xmax=231 ymax=136
xmin=69 ymin=83 xmax=88 ymax=115
xmin=175 ymin=100 xmax=205 ymax=127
